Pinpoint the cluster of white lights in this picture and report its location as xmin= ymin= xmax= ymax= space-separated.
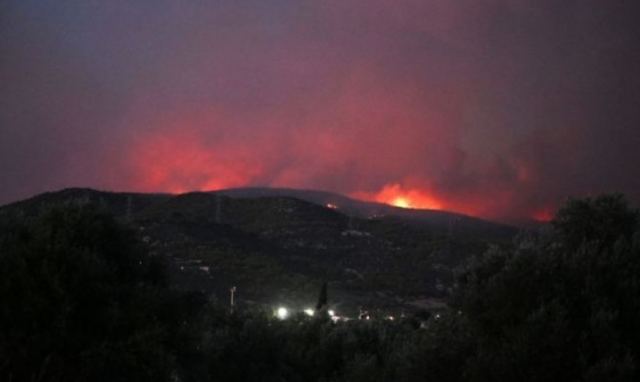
xmin=273 ymin=306 xmax=419 ymax=323
xmin=275 ymin=306 xmax=341 ymax=320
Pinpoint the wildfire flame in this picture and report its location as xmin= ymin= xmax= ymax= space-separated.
xmin=390 ymin=197 xmax=411 ymax=209
xmin=355 ymin=183 xmax=443 ymax=210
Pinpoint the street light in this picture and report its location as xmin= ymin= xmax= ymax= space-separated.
xmin=276 ymin=307 xmax=289 ymax=320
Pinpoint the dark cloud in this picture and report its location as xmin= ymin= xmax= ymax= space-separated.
xmin=1 ymin=0 xmax=639 ymax=222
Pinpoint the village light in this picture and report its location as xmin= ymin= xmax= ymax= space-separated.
xmin=328 ymin=309 xmax=335 ymax=317
xmin=304 ymin=308 xmax=315 ymax=317
xmin=276 ymin=307 xmax=289 ymax=320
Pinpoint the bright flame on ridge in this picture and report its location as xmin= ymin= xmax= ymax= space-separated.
xmin=355 ymin=183 xmax=443 ymax=210
xmin=391 ymin=197 xmax=411 ymax=209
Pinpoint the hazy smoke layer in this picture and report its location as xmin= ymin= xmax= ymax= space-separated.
xmin=2 ymin=0 xmax=639 ymax=222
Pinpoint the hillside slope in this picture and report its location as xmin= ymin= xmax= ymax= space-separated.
xmin=0 ymin=188 xmax=518 ymax=315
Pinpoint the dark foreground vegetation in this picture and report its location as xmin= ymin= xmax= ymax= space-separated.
xmin=1 ymin=194 xmax=639 ymax=381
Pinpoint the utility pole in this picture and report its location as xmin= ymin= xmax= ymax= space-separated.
xmin=315 ymin=281 xmax=328 ymax=312
xmin=446 ymin=216 xmax=458 ymax=256
xmin=229 ymin=286 xmax=237 ymax=311
xmin=126 ymin=195 xmax=133 ymax=221
xmin=215 ymin=194 xmax=222 ymax=224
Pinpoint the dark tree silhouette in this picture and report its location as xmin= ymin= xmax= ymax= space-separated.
xmin=552 ymin=193 xmax=638 ymax=251
xmin=0 ymin=206 xmax=188 ymax=382
xmin=315 ymin=281 xmax=328 ymax=311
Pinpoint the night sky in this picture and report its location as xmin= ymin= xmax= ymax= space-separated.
xmin=2 ymin=0 xmax=640 ymax=222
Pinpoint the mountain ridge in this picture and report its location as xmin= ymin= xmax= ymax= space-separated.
xmin=0 ymin=186 xmax=515 ymax=230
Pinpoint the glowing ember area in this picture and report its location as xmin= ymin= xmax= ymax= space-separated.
xmin=358 ymin=183 xmax=443 ymax=210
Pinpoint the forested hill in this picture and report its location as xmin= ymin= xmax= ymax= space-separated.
xmin=0 ymin=187 xmax=517 ymax=314
xmin=2 ymin=192 xmax=640 ymax=381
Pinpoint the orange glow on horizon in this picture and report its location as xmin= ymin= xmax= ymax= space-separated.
xmin=356 ymin=183 xmax=443 ymax=210
xmin=125 ymin=126 xmax=554 ymax=223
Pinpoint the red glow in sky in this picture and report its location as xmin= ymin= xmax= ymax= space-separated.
xmin=6 ymin=1 xmax=638 ymax=223
xmin=122 ymin=121 xmax=564 ymax=223
xmin=128 ymin=128 xmax=263 ymax=194
xmin=124 ymin=123 xmax=557 ymax=222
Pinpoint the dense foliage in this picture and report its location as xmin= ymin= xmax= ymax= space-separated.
xmin=0 ymin=207 xmax=199 ymax=381
xmin=454 ymin=194 xmax=640 ymax=381
xmin=1 ymin=194 xmax=639 ymax=381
